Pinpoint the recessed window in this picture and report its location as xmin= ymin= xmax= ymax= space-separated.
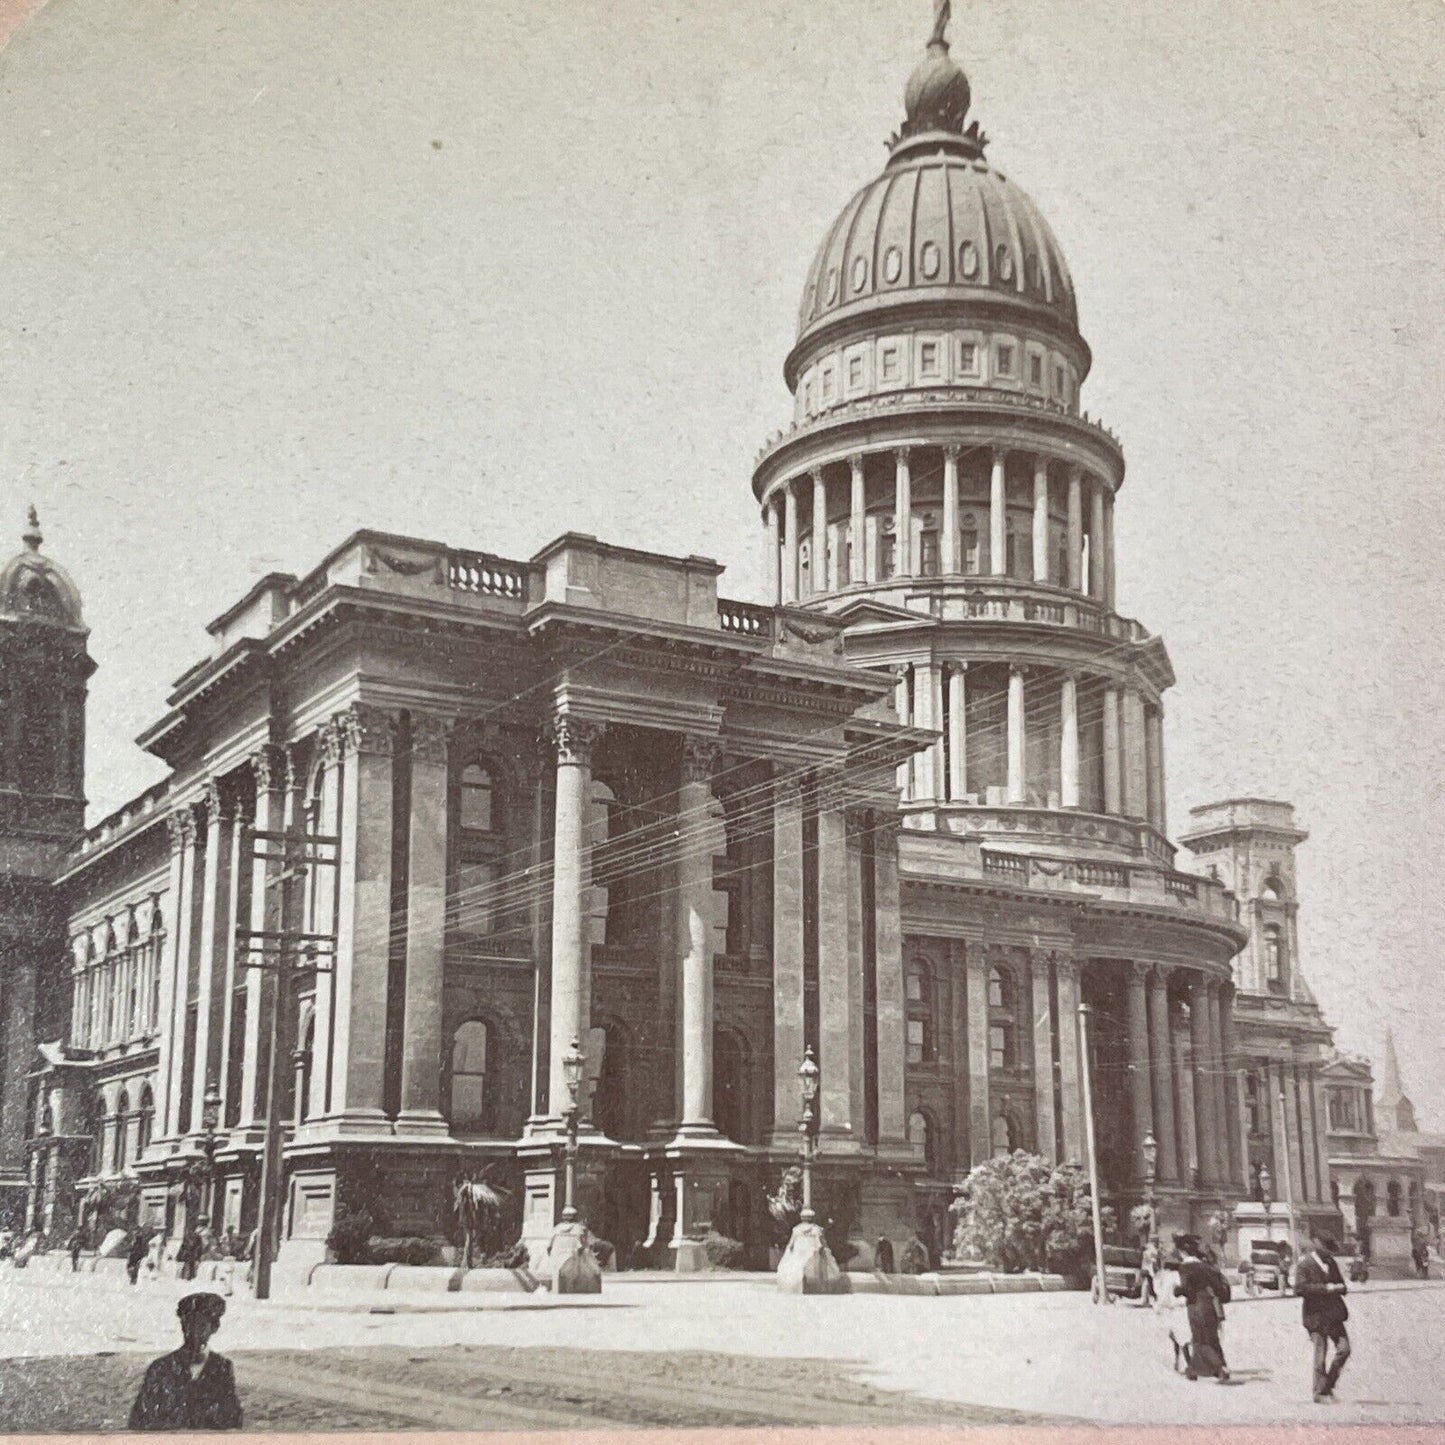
xmin=919 ymin=341 xmax=939 ymax=375
xmin=960 ymin=241 xmax=979 ymax=278
xmin=907 ymin=1018 xmax=926 ymax=1065
xmin=959 ymin=340 xmax=978 ymax=374
xmin=847 ymin=355 xmax=864 ymax=388
xmin=826 ymin=268 xmax=840 ymax=303
xmin=920 ymin=240 xmax=941 ymax=279
xmin=1054 ymin=363 xmax=1065 ymax=396
xmin=803 ymin=380 xmax=815 ymax=414
xmin=883 ymin=246 xmax=903 ymax=284
xmin=460 ymin=764 xmax=494 ymax=832
xmin=449 ymin=1019 xmax=490 ymax=1131
xmin=996 ymin=244 xmax=1015 ymax=283
xmin=880 ymin=348 xmax=900 ymax=382
xmin=821 ymin=366 xmax=836 ymax=402
xmin=996 ymin=344 xmax=1015 ymax=377
xmin=852 ymin=255 xmax=869 ymax=292
xmin=1030 ymin=354 xmax=1043 ymax=388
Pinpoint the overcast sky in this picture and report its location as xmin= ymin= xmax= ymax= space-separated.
xmin=2 ymin=0 xmax=1442 ymax=1117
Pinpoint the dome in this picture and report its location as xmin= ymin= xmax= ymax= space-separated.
xmin=0 ymin=507 xmax=85 ymax=630
xmin=789 ymin=8 xmax=1082 ymax=381
xmin=794 ymin=149 xmax=1080 ymax=359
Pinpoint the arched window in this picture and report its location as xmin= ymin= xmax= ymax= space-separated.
xmin=85 ymin=1094 xmax=104 ymax=1176
xmin=1245 ymin=1071 xmax=1262 ymax=1136
xmin=448 ymin=1020 xmax=490 ymax=1132
xmin=111 ymin=1090 xmax=130 ymax=1171
xmin=1263 ymin=924 xmax=1285 ymax=991
xmin=908 ymin=1109 xmax=938 ymax=1175
xmin=1387 ymin=1179 xmax=1402 ymax=1217
xmin=136 ymin=1085 xmax=154 ymax=1158
xmin=906 ymin=962 xmax=935 ymax=1065
xmin=961 ymin=514 xmax=981 ymax=575
xmin=454 ymin=758 xmax=504 ymax=935
xmin=880 ymin=522 xmax=898 ymax=580
xmin=991 ymin=1102 xmax=1021 ymax=1157
xmin=1261 ymin=876 xmax=1285 ymax=901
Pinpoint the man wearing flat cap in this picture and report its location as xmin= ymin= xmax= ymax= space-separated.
xmin=128 ymin=1291 xmax=243 ymax=1431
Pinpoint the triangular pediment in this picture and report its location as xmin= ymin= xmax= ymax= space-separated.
xmin=831 ymin=596 xmax=937 ymax=629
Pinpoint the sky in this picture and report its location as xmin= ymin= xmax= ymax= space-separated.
xmin=1 ymin=1 xmax=1442 ymax=1116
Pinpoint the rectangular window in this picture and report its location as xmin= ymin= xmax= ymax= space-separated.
xmin=1030 ymin=354 xmax=1043 ymax=387
xmin=920 ymin=530 xmax=939 ymax=576
xmin=847 ymin=355 xmax=863 ymax=388
xmin=959 ymin=340 xmax=978 ymax=374
xmin=1054 ymin=364 xmax=1065 ymax=396
xmin=880 ymin=532 xmax=897 ymax=579
xmin=803 ymin=381 xmax=815 ymax=414
xmin=880 ymin=348 xmax=900 ymax=382
xmin=989 ymin=1024 xmax=1008 ymax=1071
xmin=996 ymin=344 xmax=1014 ymax=377
xmin=821 ymin=366 xmax=836 ymax=402
xmin=906 ymin=1019 xmax=925 ymax=1065
xmin=456 ymin=860 xmax=499 ymax=934
xmin=919 ymin=341 xmax=939 ymax=375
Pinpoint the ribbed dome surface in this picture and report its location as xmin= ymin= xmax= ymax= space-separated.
xmin=0 ymin=509 xmax=84 ymax=629
xmin=796 ymin=150 xmax=1079 ymax=348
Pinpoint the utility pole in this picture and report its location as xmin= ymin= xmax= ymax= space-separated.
xmin=235 ymin=813 xmax=337 ymax=1300
xmin=1277 ymin=1087 xmax=1298 ymax=1262
xmin=1078 ymin=1003 xmax=1109 ymax=1303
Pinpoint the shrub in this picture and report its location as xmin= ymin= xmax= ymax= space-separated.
xmin=326 ymin=1204 xmax=375 ymax=1265
xmin=899 ymin=1238 xmax=930 ymax=1275
xmin=700 ymin=1232 xmax=745 ymax=1270
xmin=589 ymin=1237 xmax=615 ymax=1268
xmin=476 ymin=1240 xmax=530 ymax=1270
xmin=369 ymin=1236 xmax=441 ymax=1267
xmin=950 ymin=1152 xmax=1110 ymax=1286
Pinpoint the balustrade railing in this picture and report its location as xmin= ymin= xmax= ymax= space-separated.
xmin=717 ymin=598 xmax=774 ymax=639
xmin=447 ymin=549 xmax=526 ymax=599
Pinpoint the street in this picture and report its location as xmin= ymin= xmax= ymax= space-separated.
xmin=0 ymin=1268 xmax=1442 ymax=1430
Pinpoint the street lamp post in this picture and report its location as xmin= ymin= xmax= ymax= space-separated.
xmin=560 ymin=1037 xmax=585 ymax=1224
xmin=798 ymin=1045 xmax=819 ymax=1225
xmin=1142 ymin=1129 xmax=1159 ymax=1248
xmin=1260 ymin=1163 xmax=1274 ymax=1243
xmin=199 ymin=1083 xmax=222 ymax=1233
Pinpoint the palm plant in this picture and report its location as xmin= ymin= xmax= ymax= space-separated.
xmin=453 ymin=1170 xmax=509 ymax=1269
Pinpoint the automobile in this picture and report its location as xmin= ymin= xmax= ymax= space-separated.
xmin=1249 ymin=1239 xmax=1293 ymax=1292
xmin=1093 ymin=1244 xmax=1151 ymax=1303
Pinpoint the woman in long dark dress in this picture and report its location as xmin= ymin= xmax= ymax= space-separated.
xmin=1173 ymin=1234 xmax=1231 ymax=1381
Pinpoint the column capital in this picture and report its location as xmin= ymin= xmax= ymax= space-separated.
xmin=1029 ymin=949 xmax=1053 ymax=980
xmin=317 ymin=716 xmax=346 ymax=769
xmin=1033 ymin=454 xmax=1049 ymax=478
xmin=1055 ymin=955 xmax=1081 ymax=983
xmin=809 ymin=465 xmax=826 ymax=485
xmin=411 ymin=713 xmax=452 ymax=767
xmin=1128 ymin=959 xmax=1152 ymax=984
xmin=992 ymin=445 xmax=1009 ymax=465
xmin=773 ymin=772 xmax=804 ymax=810
xmin=680 ymin=733 xmax=722 ymax=785
xmin=549 ymin=714 xmax=602 ymax=768
xmin=248 ymin=742 xmax=288 ymax=794
xmin=1149 ymin=961 xmax=1174 ymax=985
xmin=165 ymin=807 xmax=197 ymax=854
xmin=943 ymin=442 xmax=962 ymax=462
xmin=847 ymin=451 xmax=865 ymax=473
xmin=337 ymin=703 xmax=397 ymax=759
xmin=894 ymin=445 xmax=912 ymax=465
xmin=199 ymin=775 xmax=224 ymax=823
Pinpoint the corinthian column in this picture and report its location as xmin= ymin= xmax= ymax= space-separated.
xmin=1066 ymin=469 xmax=1084 ymax=591
xmin=677 ymin=735 xmax=724 ymax=1133
xmin=1147 ymin=965 xmax=1179 ymax=1182
xmin=810 ymin=468 xmax=827 ymax=597
xmin=894 ymin=448 xmax=913 ymax=577
xmin=1189 ymin=974 xmax=1219 ymax=1183
xmin=990 ymin=449 xmax=1007 ymax=576
xmin=1031 ymin=953 xmax=1057 ymax=1163
xmin=547 ymin=714 xmax=600 ymax=1120
xmin=941 ymin=444 xmax=960 ymax=574
xmin=765 ymin=500 xmax=781 ymax=604
xmin=948 ymin=662 xmax=968 ymax=801
xmin=330 ymin=705 xmax=397 ymax=1132
xmin=1032 ymin=458 xmax=1050 ymax=583
xmin=1126 ymin=963 xmax=1154 ymax=1180
xmin=782 ymin=482 xmax=799 ymax=605
xmin=1089 ymin=481 xmax=1107 ymax=601
xmin=770 ymin=776 xmax=805 ymax=1145
xmin=1055 ymin=958 xmax=1084 ymax=1163
xmin=156 ymin=806 xmax=198 ymax=1140
xmin=1059 ymin=673 xmax=1080 ymax=808
xmin=849 ymin=454 xmax=866 ymax=584
xmin=398 ymin=714 xmax=451 ymax=1135
xmin=1006 ymin=666 xmax=1027 ymax=804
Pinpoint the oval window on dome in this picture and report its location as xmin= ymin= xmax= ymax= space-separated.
xmin=851 ymin=255 xmax=869 ymax=293
xmin=883 ymin=246 xmax=903 ymax=284
xmin=996 ymin=244 xmax=1015 ymax=283
xmin=826 ymin=268 xmax=840 ymax=304
xmin=959 ymin=240 xmax=979 ymax=279
xmin=920 ymin=240 xmax=941 ymax=280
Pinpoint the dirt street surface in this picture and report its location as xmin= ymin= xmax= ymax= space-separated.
xmin=0 ymin=1267 xmax=1442 ymax=1430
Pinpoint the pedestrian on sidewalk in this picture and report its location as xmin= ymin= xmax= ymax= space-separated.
xmin=1295 ymin=1228 xmax=1350 ymax=1404
xmin=1173 ymin=1234 xmax=1231 ymax=1382
xmin=126 ymin=1230 xmax=149 ymax=1286
xmin=176 ymin=1227 xmax=203 ymax=1282
xmin=128 ymin=1291 xmax=243 ymax=1431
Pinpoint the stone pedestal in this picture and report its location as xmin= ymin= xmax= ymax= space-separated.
xmin=776 ymin=1221 xmax=845 ymax=1294
xmin=548 ymin=1220 xmax=602 ymax=1294
xmin=852 ymin=1171 xmax=917 ymax=1271
xmin=653 ymin=1138 xmax=743 ymax=1271
xmin=518 ymin=1133 xmax=613 ymax=1272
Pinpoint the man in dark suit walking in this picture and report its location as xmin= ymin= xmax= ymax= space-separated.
xmin=1295 ymin=1228 xmax=1351 ymax=1403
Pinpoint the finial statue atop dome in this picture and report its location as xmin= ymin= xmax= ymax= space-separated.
xmin=930 ymin=0 xmax=952 ymax=52
xmin=897 ymin=0 xmax=981 ymax=151
xmin=22 ymin=504 xmax=42 ymax=552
